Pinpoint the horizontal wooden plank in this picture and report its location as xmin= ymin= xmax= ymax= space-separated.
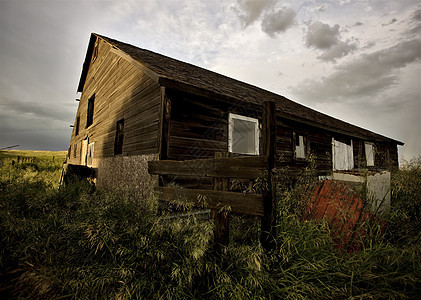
xmin=155 ymin=186 xmax=264 ymax=216
xmin=148 ymin=156 xmax=268 ymax=179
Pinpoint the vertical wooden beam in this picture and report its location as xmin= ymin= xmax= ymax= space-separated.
xmin=260 ymin=101 xmax=277 ymax=251
xmin=158 ymin=87 xmax=171 ymax=186
xmin=212 ymin=152 xmax=230 ymax=252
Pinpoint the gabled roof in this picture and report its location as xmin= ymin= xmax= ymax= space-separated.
xmin=78 ymin=33 xmax=403 ymax=145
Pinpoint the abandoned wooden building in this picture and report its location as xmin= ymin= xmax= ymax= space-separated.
xmin=65 ymin=33 xmax=403 ymax=198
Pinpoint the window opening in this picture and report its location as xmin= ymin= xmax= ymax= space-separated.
xmin=228 ymin=113 xmax=259 ymax=155
xmin=114 ymin=119 xmax=125 ymax=155
xmin=87 ymin=142 xmax=94 ymax=167
xmin=293 ymin=132 xmax=307 ymax=159
xmin=75 ymin=116 xmax=80 ymax=136
xmin=81 ymin=139 xmax=88 ymax=166
xmin=86 ymin=95 xmax=95 ymax=128
xmin=332 ymin=138 xmax=354 ymax=171
xmin=365 ymin=142 xmax=375 ymax=167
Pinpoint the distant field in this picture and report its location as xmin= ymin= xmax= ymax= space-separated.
xmin=0 ymin=150 xmax=67 ymax=161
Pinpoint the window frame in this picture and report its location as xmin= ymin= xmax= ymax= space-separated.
xmin=293 ymin=132 xmax=308 ymax=160
xmin=114 ymin=118 xmax=125 ymax=155
xmin=87 ymin=142 xmax=94 ymax=167
xmin=75 ymin=116 xmax=80 ymax=136
xmin=86 ymin=94 xmax=95 ymax=128
xmin=332 ymin=137 xmax=354 ymax=171
xmin=228 ymin=113 xmax=260 ymax=155
xmin=365 ymin=142 xmax=375 ymax=167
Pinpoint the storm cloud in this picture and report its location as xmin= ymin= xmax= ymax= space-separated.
xmin=261 ymin=6 xmax=296 ymax=37
xmin=293 ymin=38 xmax=421 ymax=100
xmin=236 ymin=0 xmax=276 ymax=26
xmin=306 ymin=21 xmax=356 ymax=61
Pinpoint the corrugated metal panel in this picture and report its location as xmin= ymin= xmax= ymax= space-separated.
xmin=305 ymin=180 xmax=384 ymax=252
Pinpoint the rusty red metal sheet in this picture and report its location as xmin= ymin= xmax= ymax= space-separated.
xmin=304 ymin=180 xmax=384 ymax=252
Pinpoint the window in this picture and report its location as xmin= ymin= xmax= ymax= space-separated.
xmin=228 ymin=113 xmax=259 ymax=155
xmin=293 ymin=132 xmax=307 ymax=159
xmin=81 ymin=139 xmax=88 ymax=165
xmin=75 ymin=116 xmax=80 ymax=136
xmin=68 ymin=145 xmax=71 ymax=159
xmin=365 ymin=142 xmax=375 ymax=167
xmin=87 ymin=142 xmax=94 ymax=167
xmin=73 ymin=143 xmax=77 ymax=158
xmin=332 ymin=138 xmax=354 ymax=171
xmin=114 ymin=119 xmax=124 ymax=155
xmin=86 ymin=95 xmax=95 ymax=128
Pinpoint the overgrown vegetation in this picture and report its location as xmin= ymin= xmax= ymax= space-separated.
xmin=0 ymin=151 xmax=420 ymax=299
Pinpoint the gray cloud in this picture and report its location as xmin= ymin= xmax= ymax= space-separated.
xmin=292 ymin=38 xmax=421 ymax=101
xmin=236 ymin=0 xmax=276 ymax=26
xmin=405 ymin=7 xmax=421 ymax=37
xmin=0 ymin=96 xmax=72 ymax=124
xmin=306 ymin=21 xmax=357 ymax=61
xmin=382 ymin=17 xmax=398 ymax=26
xmin=306 ymin=21 xmax=340 ymax=49
xmin=318 ymin=40 xmax=357 ymax=62
xmin=261 ymin=6 xmax=296 ymax=37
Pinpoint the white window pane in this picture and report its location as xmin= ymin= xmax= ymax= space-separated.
xmin=296 ymin=135 xmax=305 ymax=158
xmin=365 ymin=143 xmax=374 ymax=166
xmin=333 ymin=139 xmax=354 ymax=171
xmin=232 ymin=118 xmax=256 ymax=154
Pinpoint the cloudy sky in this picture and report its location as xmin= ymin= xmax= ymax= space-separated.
xmin=1 ymin=0 xmax=420 ymax=163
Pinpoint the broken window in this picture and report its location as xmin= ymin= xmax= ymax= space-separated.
xmin=86 ymin=94 xmax=95 ymax=128
xmin=332 ymin=138 xmax=354 ymax=171
xmin=114 ymin=119 xmax=124 ymax=155
xmin=293 ymin=132 xmax=307 ymax=159
xmin=228 ymin=113 xmax=259 ymax=155
xmin=365 ymin=142 xmax=375 ymax=167
xmin=87 ymin=142 xmax=94 ymax=167
xmin=75 ymin=116 xmax=80 ymax=136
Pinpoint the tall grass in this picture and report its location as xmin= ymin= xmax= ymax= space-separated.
xmin=0 ymin=152 xmax=420 ymax=299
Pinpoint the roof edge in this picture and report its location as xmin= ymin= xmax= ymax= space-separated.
xmin=77 ymin=33 xmax=97 ymax=93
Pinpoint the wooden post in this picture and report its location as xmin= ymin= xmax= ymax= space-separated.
xmin=260 ymin=101 xmax=277 ymax=251
xmin=212 ymin=152 xmax=230 ymax=252
xmin=158 ymin=87 xmax=171 ymax=186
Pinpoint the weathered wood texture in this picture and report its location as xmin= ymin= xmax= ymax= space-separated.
xmin=68 ymin=37 xmax=161 ymax=166
xmin=148 ymin=156 xmax=267 ymax=179
xmin=154 ymin=187 xmax=264 ymax=216
xmin=212 ymin=152 xmax=230 ymax=250
xmin=261 ymin=101 xmax=277 ymax=250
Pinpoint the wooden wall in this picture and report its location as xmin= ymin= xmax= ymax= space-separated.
xmin=67 ymin=37 xmax=161 ymax=167
xmin=164 ymin=89 xmax=399 ymax=180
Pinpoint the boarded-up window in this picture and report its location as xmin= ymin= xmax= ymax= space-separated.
xmin=293 ymin=132 xmax=307 ymax=159
xmin=81 ymin=139 xmax=88 ymax=165
xmin=87 ymin=142 xmax=94 ymax=167
xmin=332 ymin=138 xmax=354 ymax=171
xmin=114 ymin=119 xmax=124 ymax=155
xmin=365 ymin=142 xmax=375 ymax=167
xmin=228 ymin=113 xmax=259 ymax=155
xmin=86 ymin=95 xmax=95 ymax=128
xmin=75 ymin=116 xmax=80 ymax=136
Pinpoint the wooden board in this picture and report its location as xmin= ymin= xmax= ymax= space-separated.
xmin=155 ymin=186 xmax=264 ymax=216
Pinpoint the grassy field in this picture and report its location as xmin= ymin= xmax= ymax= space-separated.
xmin=0 ymin=151 xmax=420 ymax=299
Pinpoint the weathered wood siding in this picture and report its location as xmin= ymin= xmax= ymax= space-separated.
xmin=165 ymin=89 xmax=260 ymax=161
xmin=67 ymin=37 xmax=161 ymax=168
xmin=275 ymin=118 xmax=332 ymax=176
